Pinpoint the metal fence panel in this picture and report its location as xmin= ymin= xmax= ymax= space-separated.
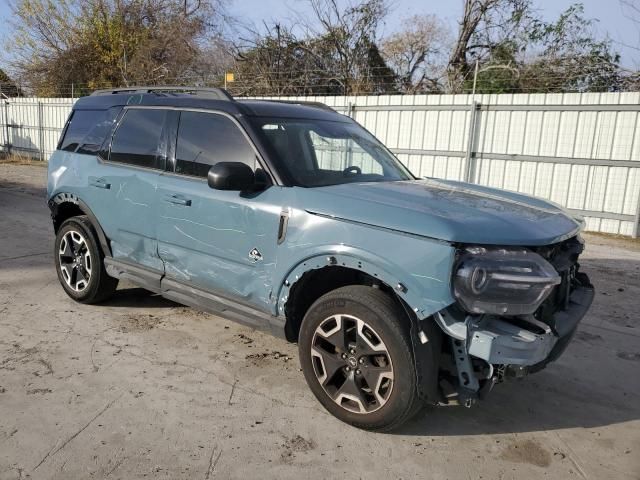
xmin=1 ymin=98 xmax=75 ymax=159
xmin=1 ymin=93 xmax=639 ymax=237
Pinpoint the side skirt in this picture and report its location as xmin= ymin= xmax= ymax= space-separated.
xmin=104 ymin=257 xmax=286 ymax=339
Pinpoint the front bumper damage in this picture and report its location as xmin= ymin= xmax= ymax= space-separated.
xmin=434 ymin=276 xmax=594 ymax=405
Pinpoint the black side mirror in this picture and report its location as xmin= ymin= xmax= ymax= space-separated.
xmin=208 ymin=162 xmax=255 ymax=191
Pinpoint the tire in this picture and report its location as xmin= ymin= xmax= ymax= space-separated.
xmin=298 ymin=285 xmax=422 ymax=431
xmin=54 ymin=216 xmax=118 ymax=304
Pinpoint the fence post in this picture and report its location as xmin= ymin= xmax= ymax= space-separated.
xmin=633 ymin=192 xmax=640 ymax=239
xmin=3 ymin=100 xmax=10 ymax=155
xmin=463 ymin=101 xmax=481 ymax=183
xmin=38 ymin=101 xmax=44 ymax=161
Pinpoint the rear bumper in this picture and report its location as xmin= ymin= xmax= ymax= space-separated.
xmin=436 ymin=279 xmax=595 ymax=369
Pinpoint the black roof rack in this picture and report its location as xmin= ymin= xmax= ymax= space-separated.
xmin=250 ymin=99 xmax=335 ymax=112
xmin=91 ymin=86 xmax=233 ymax=101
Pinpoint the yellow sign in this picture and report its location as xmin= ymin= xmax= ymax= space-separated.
xmin=225 ymin=72 xmax=235 ymax=83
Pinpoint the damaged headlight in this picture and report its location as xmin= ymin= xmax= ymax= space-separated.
xmin=453 ymin=246 xmax=561 ymax=315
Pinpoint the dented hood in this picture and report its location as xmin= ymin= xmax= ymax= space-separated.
xmin=299 ymin=179 xmax=582 ymax=246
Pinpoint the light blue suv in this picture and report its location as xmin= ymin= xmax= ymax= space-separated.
xmin=47 ymin=87 xmax=594 ymax=431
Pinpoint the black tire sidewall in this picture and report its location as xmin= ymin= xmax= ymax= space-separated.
xmin=298 ymin=287 xmax=418 ymax=430
xmin=54 ymin=217 xmax=104 ymax=303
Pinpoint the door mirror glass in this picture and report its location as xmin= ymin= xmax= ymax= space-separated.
xmin=208 ymin=162 xmax=256 ymax=191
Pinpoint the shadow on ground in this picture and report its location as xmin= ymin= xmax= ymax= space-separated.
xmin=101 ymin=287 xmax=179 ymax=309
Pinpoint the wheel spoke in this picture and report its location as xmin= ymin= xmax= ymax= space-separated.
xmin=324 ymin=325 xmax=348 ymax=352
xmin=311 ymin=348 xmax=345 ymax=386
xmin=59 ymin=237 xmax=74 ymax=259
xmin=76 ymin=266 xmax=89 ymax=282
xmin=59 ymin=256 xmax=75 ymax=267
xmin=69 ymin=265 xmax=78 ymax=287
xmin=315 ymin=314 xmax=348 ymax=352
xmin=355 ymin=318 xmax=386 ymax=356
xmin=334 ymin=375 xmax=368 ymax=413
xmin=361 ymin=364 xmax=392 ymax=392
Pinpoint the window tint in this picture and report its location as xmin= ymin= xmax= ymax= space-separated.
xmin=59 ymin=109 xmax=114 ymax=152
xmin=110 ymin=109 xmax=167 ymax=169
xmin=175 ymin=112 xmax=256 ymax=178
xmin=77 ymin=107 xmax=122 ymax=155
xmin=249 ymin=117 xmax=412 ymax=187
xmin=308 ymin=130 xmax=383 ymax=175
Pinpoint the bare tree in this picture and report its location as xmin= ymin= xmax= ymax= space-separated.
xmin=303 ymin=0 xmax=392 ymax=93
xmin=381 ymin=14 xmax=451 ymax=93
xmin=230 ymin=0 xmax=396 ymax=95
xmin=447 ymin=0 xmax=531 ymax=92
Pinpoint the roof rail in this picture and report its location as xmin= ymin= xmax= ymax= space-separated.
xmin=253 ymin=99 xmax=335 ymax=112
xmin=91 ymin=86 xmax=234 ymax=101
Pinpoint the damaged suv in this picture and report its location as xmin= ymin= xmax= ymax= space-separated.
xmin=47 ymin=87 xmax=594 ymax=431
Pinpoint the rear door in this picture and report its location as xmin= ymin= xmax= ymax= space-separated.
xmin=93 ymin=107 xmax=169 ymax=272
xmin=156 ymin=110 xmax=284 ymax=313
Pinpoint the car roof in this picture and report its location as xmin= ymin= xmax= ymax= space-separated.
xmin=72 ymin=91 xmax=350 ymax=123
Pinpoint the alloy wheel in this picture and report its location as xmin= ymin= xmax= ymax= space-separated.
xmin=58 ymin=230 xmax=92 ymax=292
xmin=311 ymin=314 xmax=394 ymax=414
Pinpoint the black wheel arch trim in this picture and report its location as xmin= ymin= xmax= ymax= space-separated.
xmin=48 ymin=192 xmax=112 ymax=257
xmin=399 ymin=302 xmax=443 ymax=405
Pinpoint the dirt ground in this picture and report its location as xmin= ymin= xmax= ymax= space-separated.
xmin=0 ymin=163 xmax=639 ymax=480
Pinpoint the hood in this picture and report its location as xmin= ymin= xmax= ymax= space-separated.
xmin=298 ymin=179 xmax=582 ymax=246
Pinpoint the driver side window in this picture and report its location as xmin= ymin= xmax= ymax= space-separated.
xmin=175 ymin=111 xmax=256 ymax=178
xmin=309 ymin=130 xmax=383 ymax=175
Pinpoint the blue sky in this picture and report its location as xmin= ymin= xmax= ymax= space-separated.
xmin=1 ymin=0 xmax=638 ymax=68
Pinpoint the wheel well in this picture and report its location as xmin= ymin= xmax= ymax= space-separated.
xmin=283 ymin=266 xmax=403 ymax=342
xmin=51 ymin=202 xmax=84 ymax=233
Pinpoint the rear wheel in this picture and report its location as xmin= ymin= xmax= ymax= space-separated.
xmin=298 ymin=285 xmax=422 ymax=431
xmin=54 ymin=216 xmax=118 ymax=303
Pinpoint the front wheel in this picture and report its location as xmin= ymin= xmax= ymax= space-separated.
xmin=54 ymin=216 xmax=118 ymax=303
xmin=298 ymin=285 xmax=422 ymax=431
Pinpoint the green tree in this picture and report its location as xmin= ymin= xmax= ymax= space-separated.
xmin=0 ymin=69 xmax=23 ymax=97
xmin=5 ymin=0 xmax=227 ymax=96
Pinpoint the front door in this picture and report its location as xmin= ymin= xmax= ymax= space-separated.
xmin=156 ymin=110 xmax=284 ymax=313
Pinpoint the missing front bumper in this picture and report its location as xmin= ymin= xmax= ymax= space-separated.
xmin=437 ymin=282 xmax=594 ymax=367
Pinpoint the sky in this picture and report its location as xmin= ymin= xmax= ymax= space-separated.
xmin=0 ymin=0 xmax=638 ymax=68
xmin=228 ymin=0 xmax=640 ymax=68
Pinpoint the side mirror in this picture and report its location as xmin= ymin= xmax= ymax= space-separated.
xmin=208 ymin=162 xmax=255 ymax=191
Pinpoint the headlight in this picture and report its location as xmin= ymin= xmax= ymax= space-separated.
xmin=453 ymin=246 xmax=561 ymax=315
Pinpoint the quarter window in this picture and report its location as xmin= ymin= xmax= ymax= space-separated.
xmin=110 ymin=109 xmax=168 ymax=169
xmin=59 ymin=109 xmax=120 ymax=153
xmin=175 ymin=111 xmax=256 ymax=178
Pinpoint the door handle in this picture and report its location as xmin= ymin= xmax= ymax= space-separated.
xmin=164 ymin=194 xmax=192 ymax=206
xmin=89 ymin=178 xmax=111 ymax=189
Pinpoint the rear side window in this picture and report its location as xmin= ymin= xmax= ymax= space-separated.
xmin=59 ymin=109 xmax=120 ymax=153
xmin=175 ymin=111 xmax=256 ymax=178
xmin=110 ymin=109 xmax=168 ymax=169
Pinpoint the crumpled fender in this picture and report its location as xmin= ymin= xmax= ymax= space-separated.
xmin=274 ymin=243 xmax=456 ymax=320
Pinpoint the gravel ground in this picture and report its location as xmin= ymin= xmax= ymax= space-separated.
xmin=0 ymin=163 xmax=639 ymax=480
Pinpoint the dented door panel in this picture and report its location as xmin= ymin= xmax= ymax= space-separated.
xmin=48 ymin=151 xmax=164 ymax=272
xmin=156 ymin=175 xmax=287 ymax=312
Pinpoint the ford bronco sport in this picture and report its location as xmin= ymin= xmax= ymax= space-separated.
xmin=47 ymin=86 xmax=594 ymax=431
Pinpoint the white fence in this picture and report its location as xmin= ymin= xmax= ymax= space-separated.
xmin=1 ymin=92 xmax=640 ymax=237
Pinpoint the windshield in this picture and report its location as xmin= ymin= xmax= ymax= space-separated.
xmin=249 ymin=117 xmax=414 ymax=187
